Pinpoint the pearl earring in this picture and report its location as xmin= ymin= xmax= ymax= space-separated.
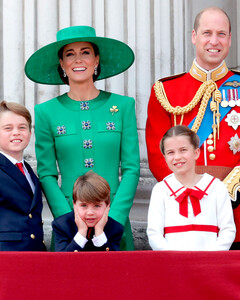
xmin=94 ymin=66 xmax=98 ymax=76
xmin=62 ymin=69 xmax=67 ymax=78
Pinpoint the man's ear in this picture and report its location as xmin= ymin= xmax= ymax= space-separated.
xmin=192 ymin=29 xmax=197 ymax=45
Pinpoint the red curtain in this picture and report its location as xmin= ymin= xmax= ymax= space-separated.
xmin=0 ymin=251 xmax=240 ymax=300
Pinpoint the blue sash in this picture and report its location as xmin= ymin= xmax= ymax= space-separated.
xmin=188 ymin=74 xmax=240 ymax=146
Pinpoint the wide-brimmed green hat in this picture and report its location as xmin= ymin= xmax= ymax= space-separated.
xmin=25 ymin=26 xmax=134 ymax=84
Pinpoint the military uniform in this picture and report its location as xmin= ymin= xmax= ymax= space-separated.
xmin=146 ymin=60 xmax=240 ymax=248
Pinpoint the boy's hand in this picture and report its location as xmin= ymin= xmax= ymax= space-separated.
xmin=74 ymin=205 xmax=88 ymax=238
xmin=94 ymin=205 xmax=110 ymax=237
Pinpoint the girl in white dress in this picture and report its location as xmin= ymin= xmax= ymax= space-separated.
xmin=147 ymin=125 xmax=236 ymax=251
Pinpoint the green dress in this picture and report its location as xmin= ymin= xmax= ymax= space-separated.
xmin=35 ymin=90 xmax=140 ymax=250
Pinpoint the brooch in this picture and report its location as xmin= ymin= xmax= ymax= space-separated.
xmin=225 ymin=110 xmax=240 ymax=130
xmin=228 ymin=134 xmax=240 ymax=154
xmin=110 ymin=106 xmax=118 ymax=115
xmin=106 ymin=122 xmax=116 ymax=130
xmin=84 ymin=158 xmax=94 ymax=168
xmin=80 ymin=101 xmax=89 ymax=110
xmin=82 ymin=120 xmax=91 ymax=130
xmin=57 ymin=125 xmax=66 ymax=135
xmin=83 ymin=139 xmax=92 ymax=149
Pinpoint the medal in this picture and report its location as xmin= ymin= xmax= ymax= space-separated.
xmin=225 ymin=110 xmax=240 ymax=130
xmin=228 ymin=100 xmax=236 ymax=107
xmin=228 ymin=89 xmax=236 ymax=107
xmin=228 ymin=134 xmax=240 ymax=154
xmin=221 ymin=89 xmax=228 ymax=107
xmin=236 ymin=89 xmax=240 ymax=107
xmin=221 ymin=100 xmax=228 ymax=108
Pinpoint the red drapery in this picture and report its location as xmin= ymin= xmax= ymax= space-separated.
xmin=0 ymin=251 xmax=240 ymax=300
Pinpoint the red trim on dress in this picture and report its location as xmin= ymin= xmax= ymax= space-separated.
xmin=163 ymin=179 xmax=184 ymax=197
xmin=164 ymin=224 xmax=219 ymax=235
xmin=164 ymin=176 xmax=216 ymax=196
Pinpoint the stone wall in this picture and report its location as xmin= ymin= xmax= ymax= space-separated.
xmin=3 ymin=0 xmax=240 ymax=251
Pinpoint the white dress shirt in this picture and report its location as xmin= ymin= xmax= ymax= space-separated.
xmin=0 ymin=151 xmax=35 ymax=193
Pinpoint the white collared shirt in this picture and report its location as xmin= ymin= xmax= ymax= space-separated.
xmin=74 ymin=231 xmax=107 ymax=248
xmin=0 ymin=151 xmax=35 ymax=193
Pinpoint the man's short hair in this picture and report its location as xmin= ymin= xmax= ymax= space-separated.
xmin=194 ymin=6 xmax=231 ymax=33
xmin=73 ymin=171 xmax=110 ymax=205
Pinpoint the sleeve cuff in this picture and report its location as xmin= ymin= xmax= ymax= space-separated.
xmin=74 ymin=232 xmax=88 ymax=248
xmin=92 ymin=232 xmax=107 ymax=247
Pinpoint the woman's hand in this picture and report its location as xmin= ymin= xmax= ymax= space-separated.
xmin=94 ymin=205 xmax=110 ymax=237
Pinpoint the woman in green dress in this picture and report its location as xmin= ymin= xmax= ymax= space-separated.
xmin=25 ymin=26 xmax=140 ymax=250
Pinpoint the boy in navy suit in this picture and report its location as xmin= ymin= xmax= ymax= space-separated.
xmin=52 ymin=171 xmax=124 ymax=251
xmin=0 ymin=100 xmax=45 ymax=251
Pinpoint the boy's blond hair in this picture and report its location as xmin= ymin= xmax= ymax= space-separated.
xmin=0 ymin=100 xmax=32 ymax=130
xmin=73 ymin=171 xmax=110 ymax=205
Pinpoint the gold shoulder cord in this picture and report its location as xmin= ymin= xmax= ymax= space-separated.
xmin=223 ymin=166 xmax=240 ymax=201
xmin=154 ymin=80 xmax=221 ymax=149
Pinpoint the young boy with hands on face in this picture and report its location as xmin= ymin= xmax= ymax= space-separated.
xmin=52 ymin=171 xmax=124 ymax=251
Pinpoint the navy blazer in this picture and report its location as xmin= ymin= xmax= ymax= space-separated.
xmin=52 ymin=211 xmax=124 ymax=252
xmin=0 ymin=153 xmax=46 ymax=251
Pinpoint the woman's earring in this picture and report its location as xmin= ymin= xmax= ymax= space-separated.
xmin=62 ymin=69 xmax=67 ymax=78
xmin=94 ymin=66 xmax=98 ymax=76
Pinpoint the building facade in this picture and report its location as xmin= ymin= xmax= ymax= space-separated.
xmin=0 ymin=0 xmax=239 ymax=248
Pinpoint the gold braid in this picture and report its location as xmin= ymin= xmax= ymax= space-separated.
xmin=154 ymin=80 xmax=221 ymax=143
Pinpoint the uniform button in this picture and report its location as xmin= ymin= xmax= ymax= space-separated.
xmin=29 ymin=214 xmax=32 ymax=218
xmin=207 ymin=146 xmax=214 ymax=152
xmin=30 ymin=234 xmax=35 ymax=239
xmin=207 ymin=139 xmax=213 ymax=145
xmin=209 ymin=154 xmax=216 ymax=160
xmin=74 ymin=250 xmax=78 ymax=252
xmin=106 ymin=247 xmax=110 ymax=252
xmin=43 ymin=240 xmax=45 ymax=244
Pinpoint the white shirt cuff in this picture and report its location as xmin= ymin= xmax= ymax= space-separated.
xmin=92 ymin=232 xmax=107 ymax=247
xmin=74 ymin=232 xmax=88 ymax=248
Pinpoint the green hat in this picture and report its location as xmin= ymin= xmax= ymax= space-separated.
xmin=25 ymin=26 xmax=135 ymax=85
